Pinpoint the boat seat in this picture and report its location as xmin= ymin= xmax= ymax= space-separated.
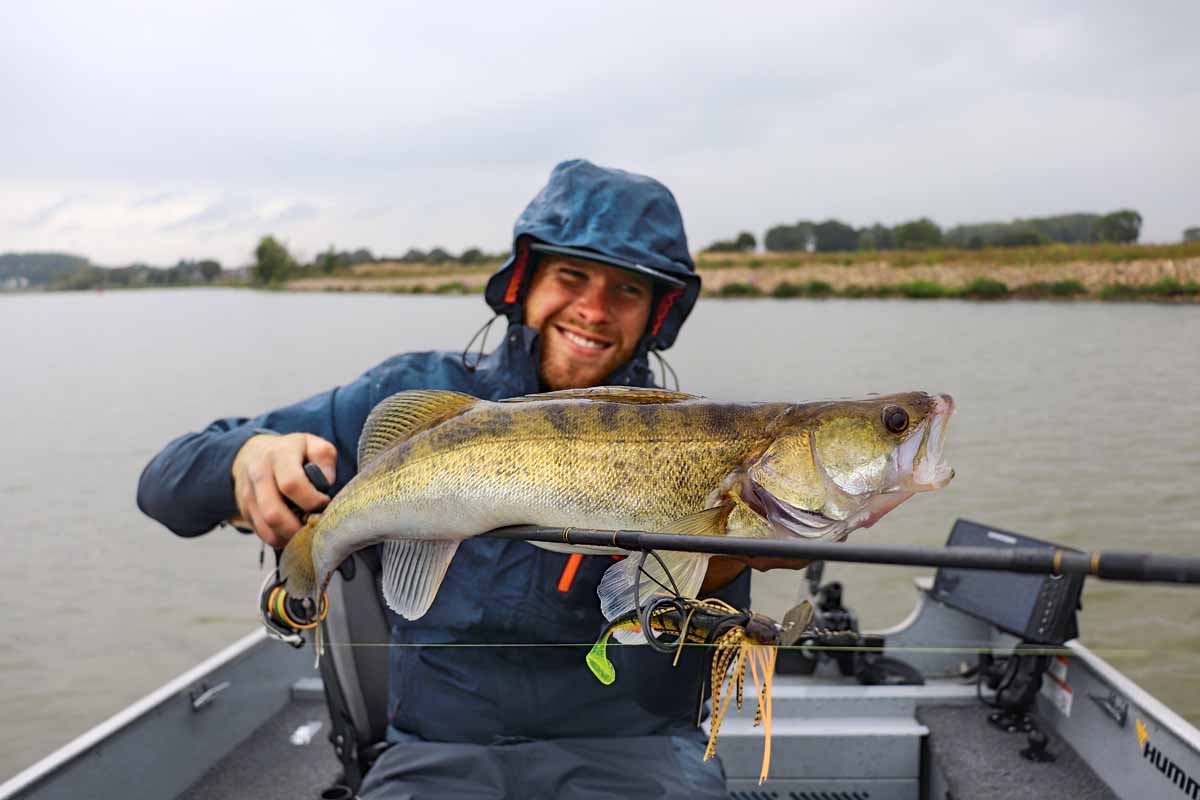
xmin=319 ymin=548 xmax=391 ymax=784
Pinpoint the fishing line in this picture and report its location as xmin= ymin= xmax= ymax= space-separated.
xmin=648 ymin=348 xmax=680 ymax=391
xmin=634 ymin=549 xmax=688 ymax=654
xmin=460 ymin=313 xmax=501 ymax=372
xmin=635 ymin=549 xmax=683 ymax=595
xmin=282 ymin=641 xmax=1147 ymax=657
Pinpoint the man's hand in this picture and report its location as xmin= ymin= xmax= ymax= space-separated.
xmin=700 ymin=555 xmax=813 ymax=594
xmin=736 ymin=556 xmax=814 ymax=572
xmin=231 ymin=433 xmax=337 ymax=548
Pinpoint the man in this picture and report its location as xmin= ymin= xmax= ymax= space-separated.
xmin=138 ymin=159 xmax=760 ymax=798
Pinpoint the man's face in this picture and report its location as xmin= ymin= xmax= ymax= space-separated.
xmin=523 ymin=256 xmax=654 ymax=390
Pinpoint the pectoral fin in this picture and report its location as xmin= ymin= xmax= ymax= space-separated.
xmin=597 ymin=506 xmax=730 ymax=642
xmin=660 ymin=505 xmax=734 ymax=537
xmin=600 ymin=551 xmax=713 ymax=644
xmin=380 ymin=539 xmax=461 ymax=620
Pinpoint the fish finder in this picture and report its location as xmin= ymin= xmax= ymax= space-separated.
xmin=931 ymin=519 xmax=1084 ymax=645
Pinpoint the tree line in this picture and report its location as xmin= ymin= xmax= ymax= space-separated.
xmin=7 ymin=212 xmax=1196 ymax=293
xmin=1 ymin=252 xmax=91 ymax=286
xmin=56 ymin=259 xmax=223 ymax=290
xmin=252 ymin=238 xmax=500 ymax=285
xmin=0 ymin=252 xmax=224 ymax=290
xmin=707 ymin=210 xmax=1152 ymax=254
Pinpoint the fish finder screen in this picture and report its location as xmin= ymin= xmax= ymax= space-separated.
xmin=931 ymin=519 xmax=1081 ymax=642
xmin=935 ymin=559 xmax=1044 ymax=635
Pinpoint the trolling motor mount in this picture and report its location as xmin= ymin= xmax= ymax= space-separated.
xmin=777 ymin=562 xmax=923 ymax=685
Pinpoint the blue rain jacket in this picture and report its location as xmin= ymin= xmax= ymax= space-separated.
xmin=136 ymin=159 xmax=749 ymax=744
xmin=137 ymin=328 xmax=751 ymax=742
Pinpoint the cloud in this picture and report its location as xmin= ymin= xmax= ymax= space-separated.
xmin=26 ymin=196 xmax=83 ymax=228
xmin=130 ymin=190 xmax=182 ymax=209
xmin=160 ymin=197 xmax=258 ymax=233
xmin=0 ymin=1 xmax=1197 ymax=260
xmin=270 ymin=202 xmax=318 ymax=225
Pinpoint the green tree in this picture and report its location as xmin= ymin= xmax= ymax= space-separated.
xmin=857 ymin=223 xmax=895 ymax=251
xmin=1185 ymin=227 xmax=1200 ymax=243
xmin=893 ymin=218 xmax=943 ymax=250
xmin=316 ymin=246 xmax=341 ymax=274
xmin=1028 ymin=213 xmax=1101 ymax=244
xmin=813 ymin=219 xmax=859 ymax=252
xmin=197 ymin=259 xmax=222 ymax=282
xmin=459 ymin=247 xmax=485 ymax=264
xmin=703 ymin=232 xmax=757 ymax=253
xmin=993 ymin=225 xmax=1047 ymax=247
xmin=253 ymin=235 xmax=296 ymax=285
xmin=1095 ymin=210 xmax=1142 ymax=244
xmin=764 ymin=221 xmax=814 ymax=252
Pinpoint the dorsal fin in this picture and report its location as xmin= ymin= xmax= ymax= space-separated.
xmin=358 ymin=390 xmax=480 ymax=468
xmin=499 ymin=386 xmax=701 ymax=405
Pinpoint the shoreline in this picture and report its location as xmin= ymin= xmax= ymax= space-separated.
xmin=285 ymin=249 xmax=1200 ymax=302
xmin=8 ymin=244 xmax=1200 ymax=302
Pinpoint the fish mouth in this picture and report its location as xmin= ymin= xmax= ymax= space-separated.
xmin=898 ymin=393 xmax=955 ymax=492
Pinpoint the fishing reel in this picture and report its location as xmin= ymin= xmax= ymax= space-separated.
xmin=778 ymin=562 xmax=860 ymax=676
xmin=252 ymin=462 xmax=332 ymax=647
xmin=259 ymin=571 xmax=329 ymax=647
xmin=778 ymin=562 xmax=923 ymax=685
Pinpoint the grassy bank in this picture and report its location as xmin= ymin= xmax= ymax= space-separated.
xmin=716 ymin=276 xmax=1200 ymax=301
xmin=285 ymin=241 xmax=1200 ymax=302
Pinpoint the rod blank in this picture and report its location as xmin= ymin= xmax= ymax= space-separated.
xmin=485 ymin=526 xmax=1200 ymax=585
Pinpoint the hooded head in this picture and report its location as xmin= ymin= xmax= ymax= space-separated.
xmin=485 ymin=160 xmax=701 ymax=353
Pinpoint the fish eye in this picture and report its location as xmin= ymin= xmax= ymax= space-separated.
xmin=882 ymin=405 xmax=909 ymax=434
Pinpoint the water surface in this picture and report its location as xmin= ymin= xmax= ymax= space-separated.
xmin=1 ymin=289 xmax=1197 ymax=778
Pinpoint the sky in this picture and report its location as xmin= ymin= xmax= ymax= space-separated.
xmin=2 ymin=1 xmax=1198 ymax=266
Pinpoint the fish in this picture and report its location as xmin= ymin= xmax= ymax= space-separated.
xmin=279 ymin=386 xmax=954 ymax=626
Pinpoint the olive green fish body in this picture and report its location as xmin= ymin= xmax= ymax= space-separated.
xmin=280 ymin=387 xmax=954 ymax=623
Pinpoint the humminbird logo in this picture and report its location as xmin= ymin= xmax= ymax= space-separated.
xmin=1138 ymin=718 xmax=1199 ymax=798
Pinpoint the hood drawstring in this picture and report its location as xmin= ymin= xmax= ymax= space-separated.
xmin=461 ymin=314 xmax=502 ymax=373
xmin=649 ymin=348 xmax=680 ymax=391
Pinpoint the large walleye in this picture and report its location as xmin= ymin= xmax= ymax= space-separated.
xmin=279 ymin=386 xmax=954 ymax=626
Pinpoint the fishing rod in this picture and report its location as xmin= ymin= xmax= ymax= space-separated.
xmin=484 ymin=525 xmax=1200 ymax=585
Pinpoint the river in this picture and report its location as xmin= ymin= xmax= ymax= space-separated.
xmin=1 ymin=288 xmax=1197 ymax=779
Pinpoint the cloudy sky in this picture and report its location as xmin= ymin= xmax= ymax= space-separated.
xmin=2 ymin=1 xmax=1197 ymax=266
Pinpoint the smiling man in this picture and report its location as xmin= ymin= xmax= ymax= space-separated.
xmin=138 ymin=159 xmax=750 ymax=799
xmin=524 ymin=255 xmax=654 ymax=390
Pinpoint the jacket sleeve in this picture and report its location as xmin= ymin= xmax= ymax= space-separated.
xmin=136 ymin=371 xmax=375 ymax=538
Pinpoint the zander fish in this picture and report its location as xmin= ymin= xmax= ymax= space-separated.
xmin=279 ymin=386 xmax=954 ymax=625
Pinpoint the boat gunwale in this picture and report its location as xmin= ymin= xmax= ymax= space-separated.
xmin=0 ymin=630 xmax=268 ymax=799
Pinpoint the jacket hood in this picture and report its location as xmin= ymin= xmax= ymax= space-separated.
xmin=484 ymin=159 xmax=700 ymax=351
